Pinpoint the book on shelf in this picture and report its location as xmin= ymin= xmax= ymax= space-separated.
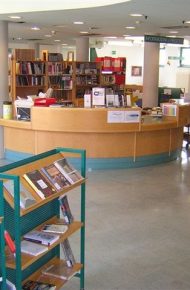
xmin=40 ymin=163 xmax=70 ymax=191
xmin=42 ymin=260 xmax=78 ymax=280
xmin=41 ymin=223 xmax=68 ymax=234
xmin=3 ymin=180 xmax=37 ymax=209
xmin=22 ymin=280 xmax=56 ymax=290
xmin=59 ymin=194 xmax=74 ymax=224
xmin=23 ymin=230 xmax=59 ymax=246
xmin=21 ymin=240 xmax=48 ymax=256
xmin=61 ymin=238 xmax=76 ymax=267
xmin=23 ymin=169 xmax=56 ymax=199
xmin=54 ymin=158 xmax=83 ymax=185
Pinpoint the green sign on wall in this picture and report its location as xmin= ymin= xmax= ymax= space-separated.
xmin=144 ymin=35 xmax=184 ymax=45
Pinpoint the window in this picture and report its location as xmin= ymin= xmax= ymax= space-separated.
xmin=180 ymin=47 xmax=190 ymax=67
xmin=159 ymin=48 xmax=167 ymax=66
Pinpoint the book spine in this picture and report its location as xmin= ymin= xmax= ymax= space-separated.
xmin=62 ymin=195 xmax=74 ymax=223
xmin=59 ymin=195 xmax=73 ymax=224
xmin=61 ymin=239 xmax=75 ymax=267
xmin=59 ymin=202 xmax=70 ymax=224
xmin=23 ymin=174 xmax=45 ymax=199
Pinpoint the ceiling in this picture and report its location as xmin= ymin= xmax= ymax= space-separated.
xmin=2 ymin=0 xmax=190 ymax=47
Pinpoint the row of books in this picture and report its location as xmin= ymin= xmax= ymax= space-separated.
xmin=48 ymin=63 xmax=64 ymax=75
xmin=48 ymin=75 xmax=73 ymax=90
xmin=16 ymin=75 xmax=45 ymax=86
xmin=16 ymin=62 xmax=46 ymax=75
xmin=76 ymin=75 xmax=99 ymax=86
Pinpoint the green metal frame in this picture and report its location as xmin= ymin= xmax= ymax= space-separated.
xmin=0 ymin=180 xmax=6 ymax=290
xmin=0 ymin=147 xmax=86 ymax=290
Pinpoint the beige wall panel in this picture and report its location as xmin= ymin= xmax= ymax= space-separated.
xmin=178 ymin=105 xmax=190 ymax=126
xmin=136 ymin=130 xmax=170 ymax=156
xmin=4 ymin=127 xmax=36 ymax=153
xmin=31 ymin=107 xmax=140 ymax=133
xmin=35 ymin=131 xmax=136 ymax=158
xmin=170 ymin=127 xmax=183 ymax=151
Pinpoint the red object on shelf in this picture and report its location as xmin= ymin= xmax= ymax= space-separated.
xmin=112 ymin=57 xmax=126 ymax=72
xmin=34 ymin=98 xmax=56 ymax=107
xmin=114 ymin=74 xmax=125 ymax=85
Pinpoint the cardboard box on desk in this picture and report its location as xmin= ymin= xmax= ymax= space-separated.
xmin=14 ymin=97 xmax=34 ymax=121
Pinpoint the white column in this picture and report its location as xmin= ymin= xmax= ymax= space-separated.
xmin=76 ymin=37 xmax=89 ymax=61
xmin=143 ymin=42 xmax=160 ymax=107
xmin=0 ymin=21 xmax=8 ymax=158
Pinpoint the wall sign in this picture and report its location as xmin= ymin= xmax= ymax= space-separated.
xmin=144 ymin=35 xmax=184 ymax=44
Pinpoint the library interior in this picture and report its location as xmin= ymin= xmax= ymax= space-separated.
xmin=1 ymin=1 xmax=190 ymax=290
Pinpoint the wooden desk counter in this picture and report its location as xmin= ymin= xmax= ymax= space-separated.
xmin=0 ymin=105 xmax=187 ymax=169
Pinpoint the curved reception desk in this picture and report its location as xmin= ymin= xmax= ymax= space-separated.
xmin=0 ymin=103 xmax=190 ymax=169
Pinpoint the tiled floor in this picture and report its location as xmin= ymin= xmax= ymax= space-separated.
xmin=1 ymin=147 xmax=190 ymax=290
xmin=64 ymin=147 xmax=190 ymax=290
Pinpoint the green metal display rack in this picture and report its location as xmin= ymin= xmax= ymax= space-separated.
xmin=0 ymin=147 xmax=86 ymax=290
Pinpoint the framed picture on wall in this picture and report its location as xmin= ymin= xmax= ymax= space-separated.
xmin=131 ymin=66 xmax=142 ymax=76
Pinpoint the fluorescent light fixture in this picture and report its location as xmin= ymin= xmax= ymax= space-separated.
xmin=169 ymin=31 xmax=178 ymax=34
xmin=8 ymin=15 xmax=21 ymax=19
xmin=62 ymin=43 xmax=68 ymax=46
xmin=16 ymin=37 xmax=22 ymax=40
xmin=125 ymin=26 xmax=136 ymax=29
xmin=31 ymin=26 xmax=40 ymax=31
xmin=184 ymin=20 xmax=190 ymax=24
xmin=129 ymin=13 xmax=143 ymax=17
xmin=80 ymin=31 xmax=89 ymax=34
xmin=44 ymin=34 xmax=52 ymax=37
xmin=73 ymin=21 xmax=84 ymax=25
xmin=106 ymin=36 xmax=117 ymax=39
xmin=54 ymin=39 xmax=61 ymax=42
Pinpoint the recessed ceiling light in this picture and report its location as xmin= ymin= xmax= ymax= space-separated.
xmin=106 ymin=36 xmax=117 ymax=39
xmin=31 ymin=26 xmax=40 ymax=31
xmin=130 ymin=13 xmax=143 ymax=17
xmin=169 ymin=31 xmax=179 ymax=34
xmin=125 ymin=26 xmax=136 ymax=29
xmin=62 ymin=43 xmax=68 ymax=46
xmin=73 ymin=21 xmax=84 ymax=25
xmin=16 ymin=37 xmax=22 ymax=40
xmin=9 ymin=15 xmax=21 ymax=19
xmin=80 ymin=31 xmax=89 ymax=34
xmin=44 ymin=34 xmax=52 ymax=37
xmin=54 ymin=39 xmax=61 ymax=42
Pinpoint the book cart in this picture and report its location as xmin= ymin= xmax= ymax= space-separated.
xmin=0 ymin=147 xmax=86 ymax=290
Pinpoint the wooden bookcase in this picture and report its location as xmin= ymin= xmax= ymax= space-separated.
xmin=96 ymin=57 xmax=126 ymax=92
xmin=10 ymin=50 xmax=101 ymax=106
xmin=72 ymin=61 xmax=101 ymax=102
xmin=0 ymin=148 xmax=86 ymax=290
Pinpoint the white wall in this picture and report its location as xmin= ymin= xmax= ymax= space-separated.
xmin=96 ymin=43 xmax=190 ymax=92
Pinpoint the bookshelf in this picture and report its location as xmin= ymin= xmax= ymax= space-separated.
xmin=10 ymin=49 xmax=101 ymax=106
xmin=96 ymin=57 xmax=126 ymax=92
xmin=0 ymin=148 xmax=86 ymax=290
xmin=72 ymin=61 xmax=101 ymax=105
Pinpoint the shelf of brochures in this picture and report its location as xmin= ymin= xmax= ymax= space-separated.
xmin=0 ymin=147 xmax=86 ymax=290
